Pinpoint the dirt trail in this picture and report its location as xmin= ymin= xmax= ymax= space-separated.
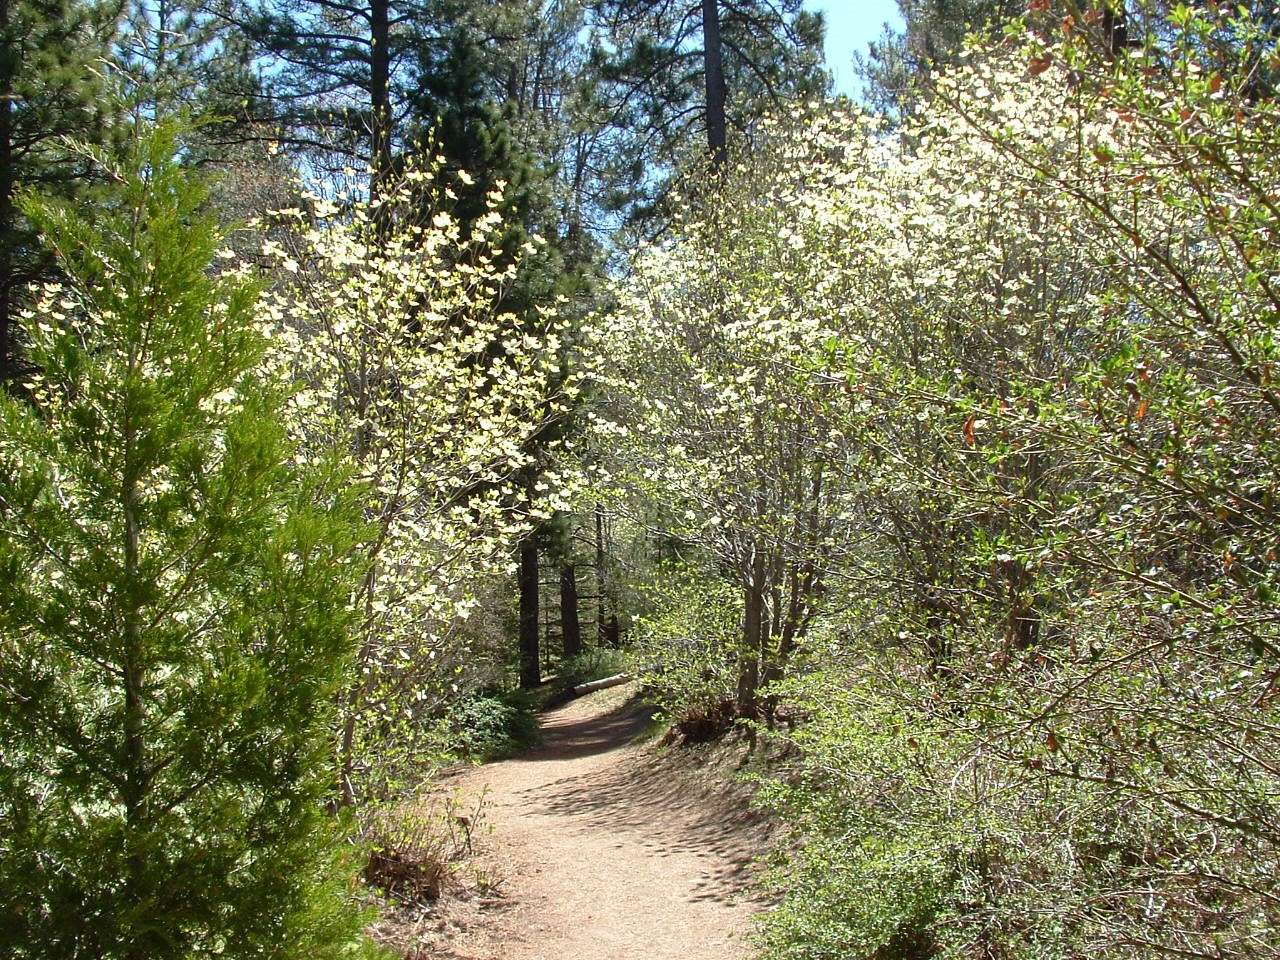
xmin=435 ymin=684 xmax=769 ymax=960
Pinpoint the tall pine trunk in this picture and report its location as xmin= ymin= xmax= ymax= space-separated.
xmin=519 ymin=539 xmax=540 ymax=688
xmin=0 ymin=0 xmax=14 ymax=382
xmin=369 ymin=0 xmax=392 ymax=194
xmin=560 ymin=563 xmax=582 ymax=660
xmin=701 ymin=0 xmax=727 ymax=165
xmin=1101 ymin=3 xmax=1128 ymax=56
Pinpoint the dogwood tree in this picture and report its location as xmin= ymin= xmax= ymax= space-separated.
xmin=588 ymin=110 xmax=882 ymax=720
xmin=602 ymin=3 xmax=1280 ymax=955
xmin=258 ymin=162 xmax=590 ymax=801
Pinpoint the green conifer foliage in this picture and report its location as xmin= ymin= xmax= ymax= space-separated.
xmin=0 ymin=0 xmax=120 ymax=380
xmin=0 ymin=123 xmax=376 ymax=960
xmin=410 ymin=32 xmax=543 ymax=262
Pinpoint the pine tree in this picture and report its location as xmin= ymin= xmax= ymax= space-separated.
xmin=853 ymin=0 xmax=1022 ymax=114
xmin=0 ymin=123 xmax=374 ymax=960
xmin=115 ymin=0 xmax=262 ymax=137
xmin=586 ymin=0 xmax=826 ymax=186
xmin=0 ymin=0 xmax=120 ymax=381
xmin=228 ymin=0 xmax=469 ymax=187
xmin=407 ymin=30 xmax=548 ymax=268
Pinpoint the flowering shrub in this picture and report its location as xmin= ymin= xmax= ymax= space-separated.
xmin=599 ymin=3 xmax=1280 ymax=955
xmin=257 ymin=162 xmax=591 ymax=800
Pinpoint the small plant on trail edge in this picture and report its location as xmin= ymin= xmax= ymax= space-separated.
xmin=361 ymin=789 xmax=491 ymax=903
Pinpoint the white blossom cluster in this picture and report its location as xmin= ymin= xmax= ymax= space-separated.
xmin=255 ymin=163 xmax=596 ymax=794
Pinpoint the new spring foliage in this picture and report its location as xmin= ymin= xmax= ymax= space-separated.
xmin=0 ymin=124 xmax=372 ymax=960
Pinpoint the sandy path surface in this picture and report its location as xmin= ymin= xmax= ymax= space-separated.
xmin=435 ymin=685 xmax=768 ymax=960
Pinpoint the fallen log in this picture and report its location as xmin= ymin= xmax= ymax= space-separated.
xmin=572 ymin=673 xmax=632 ymax=696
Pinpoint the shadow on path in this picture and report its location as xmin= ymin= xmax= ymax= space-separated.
xmin=515 ymin=695 xmax=771 ymax=907
xmin=522 ymin=696 xmax=657 ymax=762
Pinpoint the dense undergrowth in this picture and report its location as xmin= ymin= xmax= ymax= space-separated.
xmin=602 ymin=7 xmax=1280 ymax=957
xmin=440 ymin=648 xmax=628 ymax=762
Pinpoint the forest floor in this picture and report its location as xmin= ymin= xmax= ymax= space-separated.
xmin=374 ymin=683 xmax=774 ymax=960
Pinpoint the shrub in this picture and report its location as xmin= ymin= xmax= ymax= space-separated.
xmin=755 ymin=667 xmax=965 ymax=960
xmin=444 ymin=689 xmax=541 ymax=761
xmin=557 ymin=647 xmax=629 ymax=687
xmin=361 ymin=791 xmax=489 ymax=903
xmin=628 ymin=562 xmax=742 ymax=730
xmin=0 ymin=124 xmax=375 ymax=960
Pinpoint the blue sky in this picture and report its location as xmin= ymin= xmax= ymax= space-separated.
xmin=804 ymin=1 xmax=905 ymax=97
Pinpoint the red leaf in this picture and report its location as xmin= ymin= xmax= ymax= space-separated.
xmin=1028 ymin=54 xmax=1053 ymax=76
xmin=1135 ymin=398 xmax=1149 ymax=421
xmin=963 ymin=414 xmax=977 ymax=448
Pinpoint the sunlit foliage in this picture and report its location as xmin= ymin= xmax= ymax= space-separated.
xmin=597 ymin=3 xmax=1280 ymax=955
xmin=257 ymin=162 xmax=593 ymax=800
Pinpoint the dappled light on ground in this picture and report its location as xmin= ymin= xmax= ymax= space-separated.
xmin=431 ymin=686 xmax=769 ymax=960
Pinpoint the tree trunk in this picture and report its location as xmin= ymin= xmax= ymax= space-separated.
xmin=737 ymin=579 xmax=763 ymax=722
xmin=0 ymin=0 xmax=15 ymax=382
xmin=1101 ymin=3 xmax=1128 ymax=56
xmin=564 ymin=136 xmax=588 ymax=259
xmin=337 ymin=564 xmax=377 ymax=807
xmin=700 ymin=0 xmax=728 ymax=165
xmin=519 ymin=539 xmax=540 ymax=688
xmin=369 ymin=0 xmax=392 ymax=195
xmin=560 ymin=563 xmax=582 ymax=659
xmin=121 ymin=391 xmax=154 ymax=960
xmin=595 ymin=502 xmax=608 ymax=646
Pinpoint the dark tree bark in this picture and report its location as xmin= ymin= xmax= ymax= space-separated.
xmin=737 ymin=527 xmax=769 ymax=723
xmin=369 ymin=0 xmax=392 ymax=195
xmin=519 ymin=539 xmax=540 ymax=689
xmin=560 ymin=563 xmax=582 ymax=659
xmin=737 ymin=578 xmax=763 ymax=722
xmin=595 ymin=502 xmax=608 ymax=646
xmin=0 ymin=0 xmax=15 ymax=382
xmin=700 ymin=0 xmax=727 ymax=164
xmin=1100 ymin=2 xmax=1138 ymax=57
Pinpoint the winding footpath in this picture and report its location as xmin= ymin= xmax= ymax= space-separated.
xmin=434 ymin=684 xmax=769 ymax=960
